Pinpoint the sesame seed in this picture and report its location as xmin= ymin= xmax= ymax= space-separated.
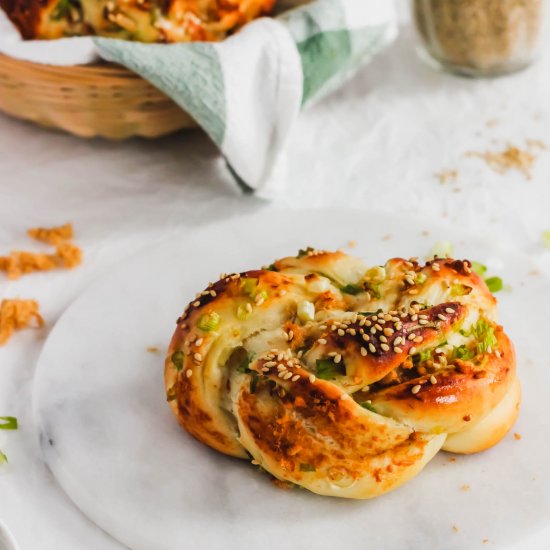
xmin=380 ymin=335 xmax=388 ymax=343
xmin=370 ymin=327 xmax=376 ymax=335
xmin=319 ymin=325 xmax=327 ymax=330
xmin=288 ymin=330 xmax=294 ymax=341
xmin=394 ymin=347 xmax=403 ymax=354
xmin=193 ymin=301 xmax=200 ymax=307
xmin=194 ymin=353 xmax=202 ymax=361
xmin=381 ymin=343 xmax=390 ymax=351
xmin=437 ymin=314 xmax=447 ymax=321
xmin=445 ymin=308 xmax=454 ymax=314
xmin=432 ymin=263 xmax=440 ymax=272
xmin=371 ymin=316 xmax=378 ymax=321
xmin=369 ymin=343 xmax=376 ymax=353
xmin=411 ymin=314 xmax=418 ymax=321
xmin=409 ymin=289 xmax=419 ymax=295
xmin=408 ymin=333 xmax=416 ymax=340
xmin=348 ymin=328 xmax=357 ymax=336
xmin=410 ymin=347 xmax=417 ymax=354
xmin=255 ymin=297 xmax=265 ymax=306
xmin=264 ymin=361 xmax=276 ymax=367
xmin=278 ymin=372 xmax=286 ymax=378
xmin=394 ymin=336 xmax=403 ymax=345
xmin=334 ymin=354 xmax=342 ymax=364
xmin=360 ymin=347 xmax=368 ymax=356
xmin=430 ymin=375 xmax=437 ymax=384
xmin=411 ymin=384 xmax=421 ymax=394
xmin=309 ymin=374 xmax=316 ymax=383
xmin=186 ymin=369 xmax=193 ymax=378
xmin=340 ymin=393 xmax=350 ymax=401
xmin=246 ymin=303 xmax=253 ymax=313
xmin=419 ymin=314 xmax=429 ymax=319
xmin=375 ymin=324 xmax=383 ymax=331
xmin=318 ymin=338 xmax=327 ymax=345
xmin=414 ymin=336 xmax=424 ymax=343
xmin=331 ymin=325 xmax=338 ymax=331
xmin=195 ymin=338 xmax=203 ymax=346
xmin=283 ymin=372 xmax=293 ymax=380
xmin=419 ymin=319 xmax=429 ymax=325
xmin=362 ymin=334 xmax=370 ymax=341
xmin=351 ymin=313 xmax=358 ymax=323
xmin=291 ymin=374 xmax=300 ymax=382
xmin=384 ymin=328 xmax=394 ymax=337
xmin=338 ymin=329 xmax=345 ymax=336
xmin=277 ymin=364 xmax=286 ymax=371
xmin=278 ymin=289 xmax=287 ymax=296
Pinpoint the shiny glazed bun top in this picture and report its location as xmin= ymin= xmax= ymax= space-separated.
xmin=165 ymin=249 xmax=520 ymax=499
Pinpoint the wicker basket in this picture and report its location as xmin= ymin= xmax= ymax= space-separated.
xmin=0 ymin=53 xmax=197 ymax=139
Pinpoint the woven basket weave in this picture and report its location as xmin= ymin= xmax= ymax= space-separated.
xmin=0 ymin=53 xmax=197 ymax=139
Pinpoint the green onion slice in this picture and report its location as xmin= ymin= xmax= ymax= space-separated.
xmin=198 ymin=312 xmax=221 ymax=332
xmin=171 ymin=351 xmax=184 ymax=371
xmin=0 ymin=417 xmax=18 ymax=430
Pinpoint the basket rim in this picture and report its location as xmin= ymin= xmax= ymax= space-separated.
xmin=0 ymin=52 xmax=135 ymax=78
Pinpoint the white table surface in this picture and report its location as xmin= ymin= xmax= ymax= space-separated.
xmin=2 ymin=7 xmax=550 ymax=550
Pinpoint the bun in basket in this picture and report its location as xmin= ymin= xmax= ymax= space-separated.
xmin=165 ymin=249 xmax=520 ymax=499
xmin=1 ymin=0 xmax=275 ymax=42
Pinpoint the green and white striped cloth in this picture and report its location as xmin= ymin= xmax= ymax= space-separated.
xmin=96 ymin=0 xmax=397 ymax=196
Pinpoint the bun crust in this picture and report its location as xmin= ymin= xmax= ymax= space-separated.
xmin=2 ymin=0 xmax=275 ymax=42
xmin=165 ymin=250 xmax=520 ymax=499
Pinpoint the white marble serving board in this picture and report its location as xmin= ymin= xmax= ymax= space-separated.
xmin=33 ymin=210 xmax=550 ymax=550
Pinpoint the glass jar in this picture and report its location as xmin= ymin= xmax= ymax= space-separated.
xmin=413 ymin=0 xmax=544 ymax=77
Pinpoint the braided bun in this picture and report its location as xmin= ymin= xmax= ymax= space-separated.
xmin=165 ymin=249 xmax=520 ymax=499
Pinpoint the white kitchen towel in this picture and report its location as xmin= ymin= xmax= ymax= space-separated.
xmin=0 ymin=0 xmax=397 ymax=196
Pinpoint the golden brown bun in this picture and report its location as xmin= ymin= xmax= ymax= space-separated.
xmin=165 ymin=250 xmax=520 ymax=499
xmin=3 ymin=0 xmax=275 ymax=42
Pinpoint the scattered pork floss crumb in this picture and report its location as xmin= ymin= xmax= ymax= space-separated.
xmin=466 ymin=141 xmax=546 ymax=180
xmin=435 ymin=169 xmax=459 ymax=185
xmin=0 ymin=223 xmax=82 ymax=280
xmin=27 ymin=223 xmax=74 ymax=245
xmin=0 ymin=299 xmax=44 ymax=345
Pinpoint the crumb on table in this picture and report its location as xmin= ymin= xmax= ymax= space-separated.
xmin=0 ymin=299 xmax=44 ymax=345
xmin=0 ymin=224 xmax=82 ymax=279
xmin=435 ymin=169 xmax=458 ymax=184
xmin=465 ymin=143 xmax=542 ymax=180
xmin=514 ymin=432 xmax=522 ymax=440
xmin=460 ymin=484 xmax=470 ymax=491
xmin=147 ymin=346 xmax=160 ymax=353
xmin=27 ymin=223 xmax=74 ymax=245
